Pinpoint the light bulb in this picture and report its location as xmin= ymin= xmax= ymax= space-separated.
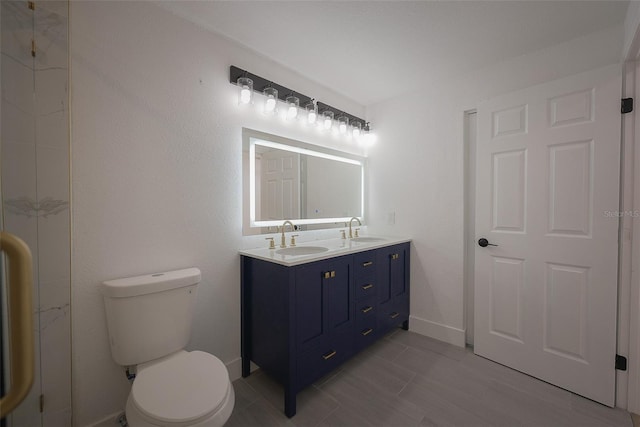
xmin=285 ymin=95 xmax=299 ymax=120
xmin=352 ymin=121 xmax=362 ymax=138
xmin=322 ymin=110 xmax=334 ymax=130
xmin=237 ymin=76 xmax=253 ymax=105
xmin=263 ymin=87 xmax=278 ymax=114
xmin=337 ymin=115 xmax=349 ymax=134
xmin=287 ymin=105 xmax=298 ymax=119
xmin=305 ymin=101 xmax=318 ymax=125
xmin=240 ymin=86 xmax=251 ymax=104
xmin=265 ymin=96 xmax=276 ymax=112
xmin=308 ymin=111 xmax=317 ymax=124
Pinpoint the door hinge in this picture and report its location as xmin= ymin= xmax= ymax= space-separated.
xmin=39 ymin=394 xmax=44 ymax=413
xmin=31 ymin=39 xmax=36 ymax=57
xmin=622 ymin=98 xmax=633 ymax=114
xmin=28 ymin=1 xmax=35 ymax=10
xmin=616 ymin=354 xmax=627 ymax=371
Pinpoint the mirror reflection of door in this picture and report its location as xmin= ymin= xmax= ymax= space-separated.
xmin=259 ymin=149 xmax=300 ymax=221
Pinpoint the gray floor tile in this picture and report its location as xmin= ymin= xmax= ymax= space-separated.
xmin=290 ymin=386 xmax=339 ymax=427
xmin=399 ymin=380 xmax=494 ymax=427
xmin=226 ymin=397 xmax=295 ymax=427
xmin=232 ymin=331 xmax=632 ymax=427
xmin=242 ymin=369 xmax=339 ymax=427
xmin=232 ymin=378 xmax=261 ymax=411
xmin=320 ymin=371 xmax=424 ymax=426
xmin=570 ymin=394 xmax=633 ymax=426
xmin=316 ymin=406 xmax=373 ymax=427
xmin=361 ymin=335 xmax=409 ymax=362
xmin=389 ymin=331 xmax=467 ymax=361
xmin=244 ymin=370 xmax=287 ymax=411
xmin=341 ymin=351 xmax=416 ymax=396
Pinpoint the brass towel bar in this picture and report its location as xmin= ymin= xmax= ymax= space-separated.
xmin=0 ymin=231 xmax=34 ymax=417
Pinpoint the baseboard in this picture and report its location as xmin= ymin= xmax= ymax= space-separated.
xmin=409 ymin=315 xmax=466 ymax=348
xmin=89 ymin=411 xmax=123 ymax=427
xmin=225 ymin=357 xmax=259 ymax=381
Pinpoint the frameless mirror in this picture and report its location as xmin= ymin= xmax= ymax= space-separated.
xmin=242 ymin=129 xmax=365 ymax=235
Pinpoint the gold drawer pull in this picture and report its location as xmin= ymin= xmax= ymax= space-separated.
xmin=322 ymin=350 xmax=337 ymax=360
xmin=361 ymin=306 xmax=373 ymax=313
xmin=362 ymin=261 xmax=374 ymax=267
xmin=391 ymin=254 xmax=399 ymax=260
xmin=390 ymin=312 xmax=400 ymax=319
xmin=361 ymin=328 xmax=373 ymax=336
xmin=331 ymin=270 xmax=336 ymax=278
xmin=361 ymin=284 xmax=374 ymax=290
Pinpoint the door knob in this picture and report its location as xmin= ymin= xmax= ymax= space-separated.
xmin=478 ymin=238 xmax=498 ymax=247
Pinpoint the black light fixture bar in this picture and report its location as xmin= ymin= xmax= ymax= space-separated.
xmin=230 ymin=66 xmax=368 ymax=129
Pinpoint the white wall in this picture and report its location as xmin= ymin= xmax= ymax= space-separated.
xmin=306 ymin=156 xmax=361 ymax=219
xmin=69 ymin=2 xmax=365 ymax=425
xmin=366 ymin=25 xmax=624 ymax=346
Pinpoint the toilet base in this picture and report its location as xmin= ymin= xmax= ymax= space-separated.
xmin=125 ymin=382 xmax=235 ymax=427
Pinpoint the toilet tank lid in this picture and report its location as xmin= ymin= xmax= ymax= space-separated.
xmin=101 ymin=268 xmax=201 ymax=298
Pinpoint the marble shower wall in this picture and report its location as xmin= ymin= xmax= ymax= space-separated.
xmin=1 ymin=1 xmax=70 ymax=425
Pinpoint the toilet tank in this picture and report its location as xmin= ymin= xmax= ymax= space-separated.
xmin=100 ymin=268 xmax=201 ymax=366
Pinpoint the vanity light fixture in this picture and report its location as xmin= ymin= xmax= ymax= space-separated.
xmin=352 ymin=121 xmax=362 ymax=138
xmin=285 ymin=94 xmax=299 ymax=120
xmin=237 ymin=76 xmax=253 ymax=105
xmin=337 ymin=115 xmax=349 ymax=134
xmin=322 ymin=110 xmax=334 ymax=130
xmin=305 ymin=100 xmax=317 ymax=124
xmin=230 ymin=66 xmax=373 ymax=142
xmin=263 ymin=86 xmax=278 ymax=114
xmin=362 ymin=122 xmax=376 ymax=144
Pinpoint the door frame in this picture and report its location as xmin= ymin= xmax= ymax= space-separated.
xmin=464 ymin=110 xmax=477 ymax=346
xmin=463 ymin=68 xmax=633 ymax=408
xmin=624 ymin=59 xmax=640 ymax=413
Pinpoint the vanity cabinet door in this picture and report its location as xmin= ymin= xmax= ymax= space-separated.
xmin=377 ymin=243 xmax=410 ymax=333
xmin=295 ymin=257 xmax=354 ymax=354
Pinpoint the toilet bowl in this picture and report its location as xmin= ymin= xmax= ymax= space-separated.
xmin=100 ymin=268 xmax=234 ymax=427
xmin=125 ymin=351 xmax=234 ymax=427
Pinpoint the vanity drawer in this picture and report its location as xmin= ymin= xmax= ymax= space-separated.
xmin=297 ymin=337 xmax=351 ymax=387
xmin=354 ymin=251 xmax=377 ymax=278
xmin=355 ymin=324 xmax=378 ymax=351
xmin=378 ymin=295 xmax=409 ymax=333
xmin=356 ymin=296 xmax=377 ymax=325
xmin=355 ymin=278 xmax=376 ymax=300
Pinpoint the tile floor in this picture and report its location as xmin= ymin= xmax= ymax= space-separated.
xmin=227 ymin=330 xmax=632 ymax=427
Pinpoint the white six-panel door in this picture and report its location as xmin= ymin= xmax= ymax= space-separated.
xmin=474 ymin=64 xmax=621 ymax=406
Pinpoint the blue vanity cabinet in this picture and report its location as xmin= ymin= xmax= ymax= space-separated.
xmin=241 ymin=254 xmax=354 ymax=418
xmin=240 ymin=241 xmax=410 ymax=418
xmin=377 ymin=243 xmax=410 ymax=333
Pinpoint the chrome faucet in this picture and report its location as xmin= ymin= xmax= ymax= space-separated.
xmin=280 ymin=220 xmax=295 ymax=248
xmin=348 ymin=217 xmax=361 ymax=239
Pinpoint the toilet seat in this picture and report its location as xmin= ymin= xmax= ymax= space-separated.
xmin=130 ymin=351 xmax=231 ymax=425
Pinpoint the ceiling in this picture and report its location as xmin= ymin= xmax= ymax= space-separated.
xmin=160 ymin=1 xmax=629 ymax=106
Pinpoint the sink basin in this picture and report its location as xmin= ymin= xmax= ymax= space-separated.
xmin=276 ymin=246 xmax=329 ymax=256
xmin=351 ymin=237 xmax=387 ymax=243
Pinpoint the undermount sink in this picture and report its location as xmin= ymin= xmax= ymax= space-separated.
xmin=276 ymin=246 xmax=329 ymax=256
xmin=351 ymin=237 xmax=387 ymax=243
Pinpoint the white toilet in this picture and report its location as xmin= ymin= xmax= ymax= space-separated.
xmin=101 ymin=268 xmax=235 ymax=427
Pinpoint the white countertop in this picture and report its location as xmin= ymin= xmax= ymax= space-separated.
xmin=239 ymin=235 xmax=411 ymax=267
